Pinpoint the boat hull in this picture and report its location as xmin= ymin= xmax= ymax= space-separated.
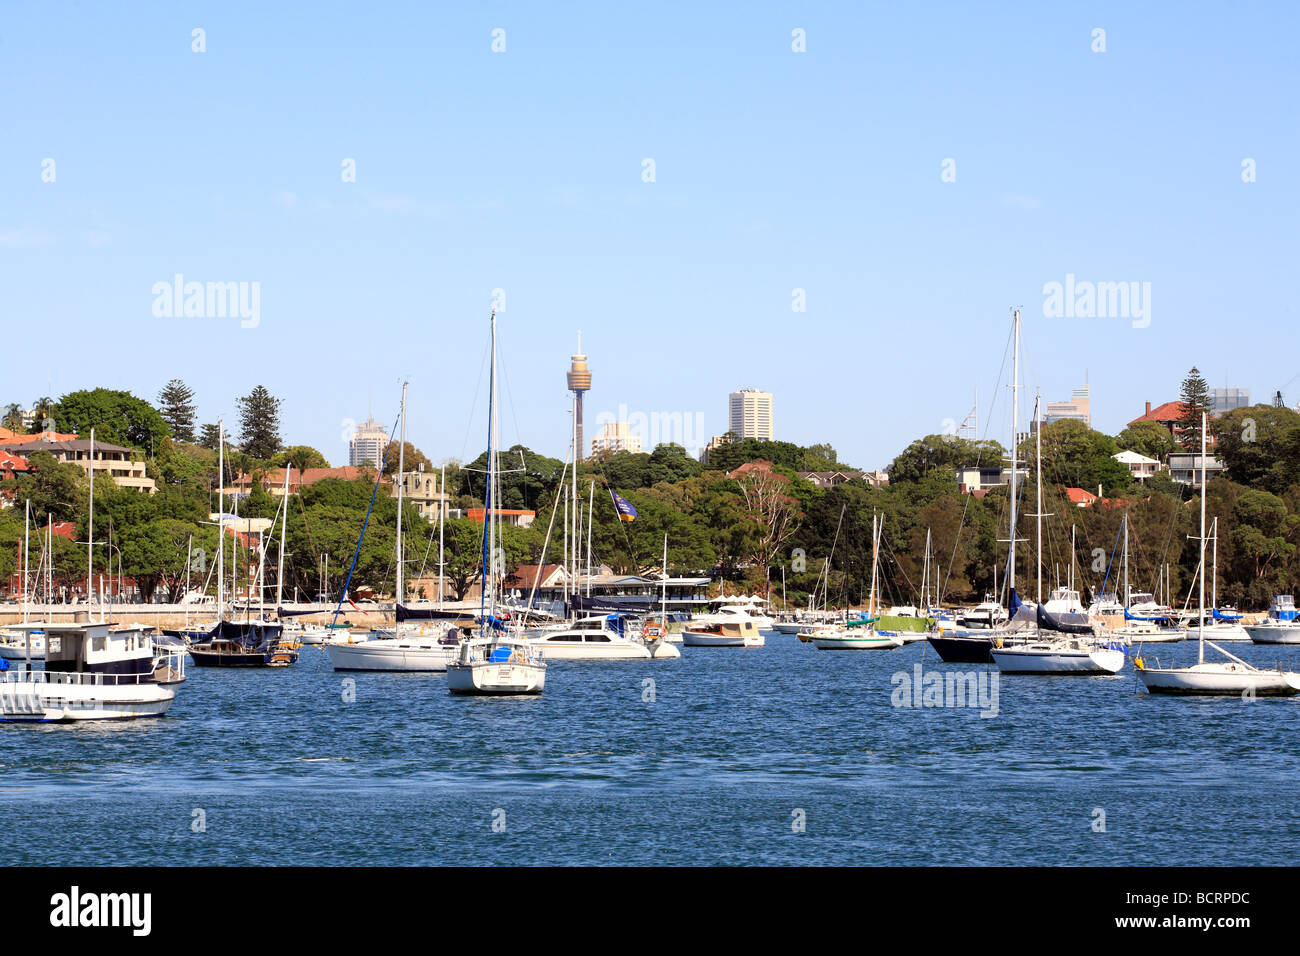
xmin=188 ymin=646 xmax=299 ymax=668
xmin=446 ymin=660 xmax=545 ymax=695
xmin=810 ymin=631 xmax=903 ymax=650
xmin=325 ymin=640 xmax=455 ymax=672
xmin=1138 ymin=662 xmax=1300 ymax=696
xmin=0 ymin=675 xmax=175 ymax=722
xmin=926 ymin=634 xmax=995 ymax=664
xmin=530 ymin=641 xmax=653 ymax=660
xmin=1245 ymin=624 xmax=1300 ymax=645
xmin=992 ymin=644 xmax=1125 ymax=674
xmin=681 ymin=630 xmax=764 ymax=647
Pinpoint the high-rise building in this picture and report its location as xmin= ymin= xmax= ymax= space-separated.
xmin=728 ymin=388 xmax=773 ymax=441
xmin=567 ymin=335 xmax=592 ymax=461
xmin=1210 ymin=387 xmax=1250 ymax=417
xmin=1045 ymin=383 xmax=1090 ymax=427
xmin=349 ymin=416 xmax=390 ymax=468
xmin=591 ymin=420 xmax=642 ymax=456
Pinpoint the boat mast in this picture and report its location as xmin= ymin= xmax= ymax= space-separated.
xmin=438 ymin=464 xmax=446 ymax=610
xmin=396 ymin=381 xmax=407 ymax=608
xmin=1197 ymin=412 xmax=1208 ymax=664
xmin=661 ymin=533 xmax=668 ymax=624
xmin=217 ymin=420 xmax=225 ymax=622
xmin=1211 ymin=517 xmax=1218 ymax=612
xmin=21 ymin=500 xmax=29 ymax=625
xmin=87 ymin=426 xmax=94 ymax=612
xmin=276 ymin=466 xmax=291 ymax=610
xmin=1123 ymin=513 xmax=1130 ymax=607
xmin=185 ymin=534 xmax=192 ymax=627
xmin=868 ymin=512 xmax=881 ymax=623
xmin=483 ymin=311 xmax=500 ymax=627
xmin=1005 ymin=309 xmax=1020 ymax=608
xmin=586 ymin=480 xmax=594 ymax=597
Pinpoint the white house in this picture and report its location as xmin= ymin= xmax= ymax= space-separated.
xmin=1113 ymin=449 xmax=1160 ymax=481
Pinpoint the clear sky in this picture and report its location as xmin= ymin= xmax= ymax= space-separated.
xmin=3 ymin=1 xmax=1296 ymax=469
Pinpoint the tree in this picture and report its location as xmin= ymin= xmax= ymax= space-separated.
xmin=383 ymin=441 xmax=432 ymax=476
xmin=236 ymin=385 xmax=283 ymax=460
xmin=274 ymin=445 xmax=329 ymax=472
xmin=1023 ymin=420 xmax=1132 ymax=496
xmin=157 ymin=379 xmax=198 ymax=443
xmin=198 ymin=423 xmax=222 ymax=450
xmin=53 ymin=388 xmax=170 ymax=450
xmin=730 ymin=459 xmax=802 ymax=598
xmin=1 ymin=450 xmax=87 ymax=523
xmin=888 ymin=434 xmax=1005 ymax=484
xmin=1115 ymin=421 xmax=1177 ymax=463
xmin=1178 ymin=366 xmax=1212 ymax=451
xmin=1212 ymin=404 xmax=1300 ymax=495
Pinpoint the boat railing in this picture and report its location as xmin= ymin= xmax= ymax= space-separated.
xmin=0 ymin=668 xmax=157 ymax=687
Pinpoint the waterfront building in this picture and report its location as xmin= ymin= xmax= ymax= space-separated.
xmin=1167 ymin=451 xmax=1226 ymax=488
xmin=1113 ymin=449 xmax=1160 ymax=480
xmin=466 ymin=507 xmax=536 ymax=529
xmin=728 ymin=388 xmax=774 ymax=441
xmin=3 ymin=438 xmax=156 ymax=492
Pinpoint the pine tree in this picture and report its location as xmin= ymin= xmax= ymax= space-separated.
xmin=199 ymin=422 xmax=222 ymax=450
xmin=157 ymin=379 xmax=198 ymax=443
xmin=1178 ymin=366 xmax=1211 ymax=451
xmin=236 ymin=385 xmax=283 ymax=460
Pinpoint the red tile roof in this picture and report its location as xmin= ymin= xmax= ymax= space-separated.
xmin=1065 ymin=487 xmax=1098 ymax=506
xmin=1129 ymin=401 xmax=1185 ymax=426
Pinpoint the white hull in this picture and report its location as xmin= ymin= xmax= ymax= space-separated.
xmin=773 ymin=622 xmax=814 ymax=635
xmin=681 ymin=630 xmax=764 ymax=647
xmin=1245 ymin=623 xmax=1300 ymax=644
xmin=0 ymin=673 xmax=174 ymax=722
xmin=1113 ymin=626 xmax=1185 ymax=644
xmin=446 ymin=660 xmax=545 ymax=694
xmin=325 ymin=639 xmax=456 ymax=671
xmin=992 ymin=642 xmax=1125 ymax=674
xmin=530 ymin=639 xmax=651 ymax=660
xmin=1185 ymin=623 xmax=1251 ymax=642
xmin=810 ymin=631 xmax=903 ymax=650
xmin=1138 ymin=661 xmax=1300 ymax=695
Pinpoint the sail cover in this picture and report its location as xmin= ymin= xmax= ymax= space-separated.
xmin=1037 ymin=603 xmax=1095 ymax=635
xmin=395 ymin=603 xmax=467 ymax=622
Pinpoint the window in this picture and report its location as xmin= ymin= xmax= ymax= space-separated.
xmin=91 ymin=636 xmax=106 ymax=653
xmin=586 ymin=634 xmax=611 ymax=642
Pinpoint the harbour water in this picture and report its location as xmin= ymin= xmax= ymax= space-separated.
xmin=4 ymin=633 xmax=1300 ymax=866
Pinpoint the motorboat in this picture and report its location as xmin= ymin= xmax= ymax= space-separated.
xmin=325 ymin=622 xmax=462 ymax=671
xmin=0 ymin=621 xmax=185 ymax=722
xmin=681 ymin=619 xmax=764 ymax=647
xmin=1245 ymin=595 xmax=1300 ymax=644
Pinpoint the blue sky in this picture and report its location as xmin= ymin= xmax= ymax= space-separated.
xmin=3 ymin=1 xmax=1296 ymax=469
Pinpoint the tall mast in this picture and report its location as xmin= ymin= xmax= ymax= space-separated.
xmin=185 ymin=534 xmax=192 ymax=627
xmin=1123 ymin=513 xmax=1130 ymax=607
xmin=276 ymin=465 xmax=291 ymax=609
xmin=87 ymin=427 xmax=94 ymax=609
xmin=1034 ymin=392 xmax=1045 ymax=604
xmin=1211 ymin=516 xmax=1218 ymax=611
xmin=586 ymin=480 xmax=594 ymax=597
xmin=486 ymin=312 xmax=499 ymax=624
xmin=396 ymin=381 xmax=407 ymax=606
xmin=438 ymin=464 xmax=446 ymax=609
xmin=22 ymin=500 xmax=29 ymax=624
xmin=1197 ymin=412 xmax=1208 ymax=664
xmin=1007 ymin=309 xmax=1020 ymax=602
xmin=217 ymin=420 xmax=225 ymax=620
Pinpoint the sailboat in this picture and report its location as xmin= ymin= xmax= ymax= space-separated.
xmin=446 ymin=312 xmax=547 ymax=695
xmin=326 ymin=383 xmax=462 ymax=672
xmin=928 ymin=309 xmax=1029 ymax=664
xmin=991 ymin=392 xmax=1126 ymax=675
xmin=808 ymin=512 xmax=903 ymax=650
xmin=189 ymin=421 xmax=297 ymax=667
xmin=1137 ymin=414 xmax=1300 ymax=695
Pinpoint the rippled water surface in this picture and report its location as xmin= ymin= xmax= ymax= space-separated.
xmin=4 ymin=635 xmax=1300 ymax=865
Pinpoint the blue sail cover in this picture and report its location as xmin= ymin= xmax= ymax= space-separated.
xmin=1212 ymin=608 xmax=1242 ymax=622
xmin=1124 ymin=606 xmax=1172 ymax=624
xmin=1008 ymin=587 xmax=1023 ymax=617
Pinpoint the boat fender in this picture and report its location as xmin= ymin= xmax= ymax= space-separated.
xmin=994 ymin=637 xmax=1003 ymax=648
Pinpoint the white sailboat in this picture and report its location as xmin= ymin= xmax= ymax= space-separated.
xmin=447 ymin=312 xmax=546 ymax=695
xmin=809 ymin=513 xmax=903 ymax=650
xmin=1243 ymin=594 xmax=1300 ymax=645
xmin=991 ymin=391 xmax=1125 ymax=675
xmin=1137 ymin=414 xmax=1300 ymax=696
xmin=327 ymin=383 xmax=461 ymax=672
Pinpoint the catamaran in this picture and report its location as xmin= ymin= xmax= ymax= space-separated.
xmin=1136 ymin=415 xmax=1300 ymax=696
